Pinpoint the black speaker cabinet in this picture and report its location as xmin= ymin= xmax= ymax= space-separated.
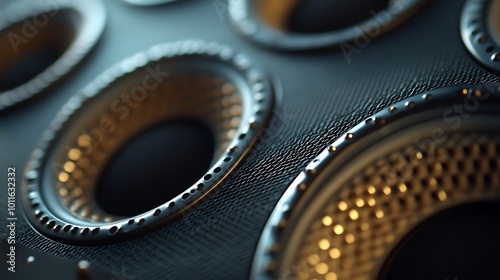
xmin=1 ymin=0 xmax=500 ymax=279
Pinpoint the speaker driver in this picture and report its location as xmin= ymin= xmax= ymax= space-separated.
xmin=461 ymin=0 xmax=500 ymax=74
xmin=228 ymin=0 xmax=428 ymax=50
xmin=21 ymin=40 xmax=274 ymax=244
xmin=0 ymin=0 xmax=105 ymax=111
xmin=253 ymin=84 xmax=500 ymax=279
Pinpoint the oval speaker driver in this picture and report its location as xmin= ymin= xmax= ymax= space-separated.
xmin=228 ymin=0 xmax=428 ymax=50
xmin=20 ymin=40 xmax=274 ymax=244
xmin=0 ymin=0 xmax=105 ymax=111
xmin=253 ymin=84 xmax=500 ymax=280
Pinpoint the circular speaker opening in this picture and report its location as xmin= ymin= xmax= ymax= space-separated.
xmin=0 ymin=0 xmax=105 ymax=110
xmin=382 ymin=202 xmax=500 ymax=280
xmin=0 ymin=13 xmax=76 ymax=91
xmin=461 ymin=0 xmax=500 ymax=74
xmin=22 ymin=40 xmax=273 ymax=244
xmin=229 ymin=0 xmax=427 ymax=50
xmin=252 ymin=85 xmax=500 ymax=280
xmin=95 ymin=120 xmax=215 ymax=217
xmin=257 ymin=0 xmax=389 ymax=34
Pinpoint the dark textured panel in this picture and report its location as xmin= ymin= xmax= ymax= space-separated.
xmin=1 ymin=0 xmax=499 ymax=279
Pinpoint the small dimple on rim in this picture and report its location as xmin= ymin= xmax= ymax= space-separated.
xmin=109 ymin=226 xmax=118 ymax=234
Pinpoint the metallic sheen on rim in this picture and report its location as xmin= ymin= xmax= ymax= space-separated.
xmin=461 ymin=0 xmax=500 ymax=74
xmin=0 ymin=0 xmax=106 ymax=111
xmin=228 ymin=0 xmax=428 ymax=51
xmin=252 ymin=84 xmax=500 ymax=279
xmin=21 ymin=40 xmax=274 ymax=244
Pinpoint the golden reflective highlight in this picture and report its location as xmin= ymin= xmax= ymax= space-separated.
xmin=322 ymin=216 xmax=333 ymax=226
xmin=287 ymin=133 xmax=500 ymax=280
xmin=54 ymin=74 xmax=243 ymax=222
xmin=255 ymin=0 xmax=301 ymax=31
xmin=78 ymin=134 xmax=92 ymax=148
xmin=64 ymin=161 xmax=76 ymax=173
xmin=68 ymin=149 xmax=81 ymax=161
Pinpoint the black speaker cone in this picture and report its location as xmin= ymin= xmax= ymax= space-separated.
xmin=0 ymin=16 xmax=76 ymax=91
xmin=382 ymin=202 xmax=500 ymax=280
xmin=96 ymin=120 xmax=215 ymax=217
xmin=279 ymin=0 xmax=390 ymax=34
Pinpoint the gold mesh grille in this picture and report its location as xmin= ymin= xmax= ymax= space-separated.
xmin=54 ymin=73 xmax=242 ymax=222
xmin=289 ymin=132 xmax=500 ymax=280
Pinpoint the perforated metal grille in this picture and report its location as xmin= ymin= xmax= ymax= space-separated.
xmin=289 ymin=132 xmax=500 ymax=280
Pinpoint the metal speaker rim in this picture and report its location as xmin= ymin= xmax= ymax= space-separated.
xmin=21 ymin=40 xmax=274 ymax=245
xmin=461 ymin=0 xmax=500 ymax=74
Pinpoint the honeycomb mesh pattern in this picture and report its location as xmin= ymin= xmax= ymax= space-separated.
xmin=54 ymin=73 xmax=241 ymax=222
xmin=290 ymin=132 xmax=500 ymax=280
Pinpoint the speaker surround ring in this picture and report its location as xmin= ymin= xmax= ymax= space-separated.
xmin=252 ymin=84 xmax=500 ymax=279
xmin=0 ymin=0 xmax=106 ymax=111
xmin=461 ymin=0 xmax=500 ymax=74
xmin=228 ymin=0 xmax=428 ymax=51
xmin=21 ymin=40 xmax=274 ymax=244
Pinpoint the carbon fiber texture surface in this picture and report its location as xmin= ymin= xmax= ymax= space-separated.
xmin=1 ymin=0 xmax=499 ymax=279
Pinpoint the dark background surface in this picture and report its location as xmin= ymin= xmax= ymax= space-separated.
xmin=1 ymin=0 xmax=499 ymax=279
